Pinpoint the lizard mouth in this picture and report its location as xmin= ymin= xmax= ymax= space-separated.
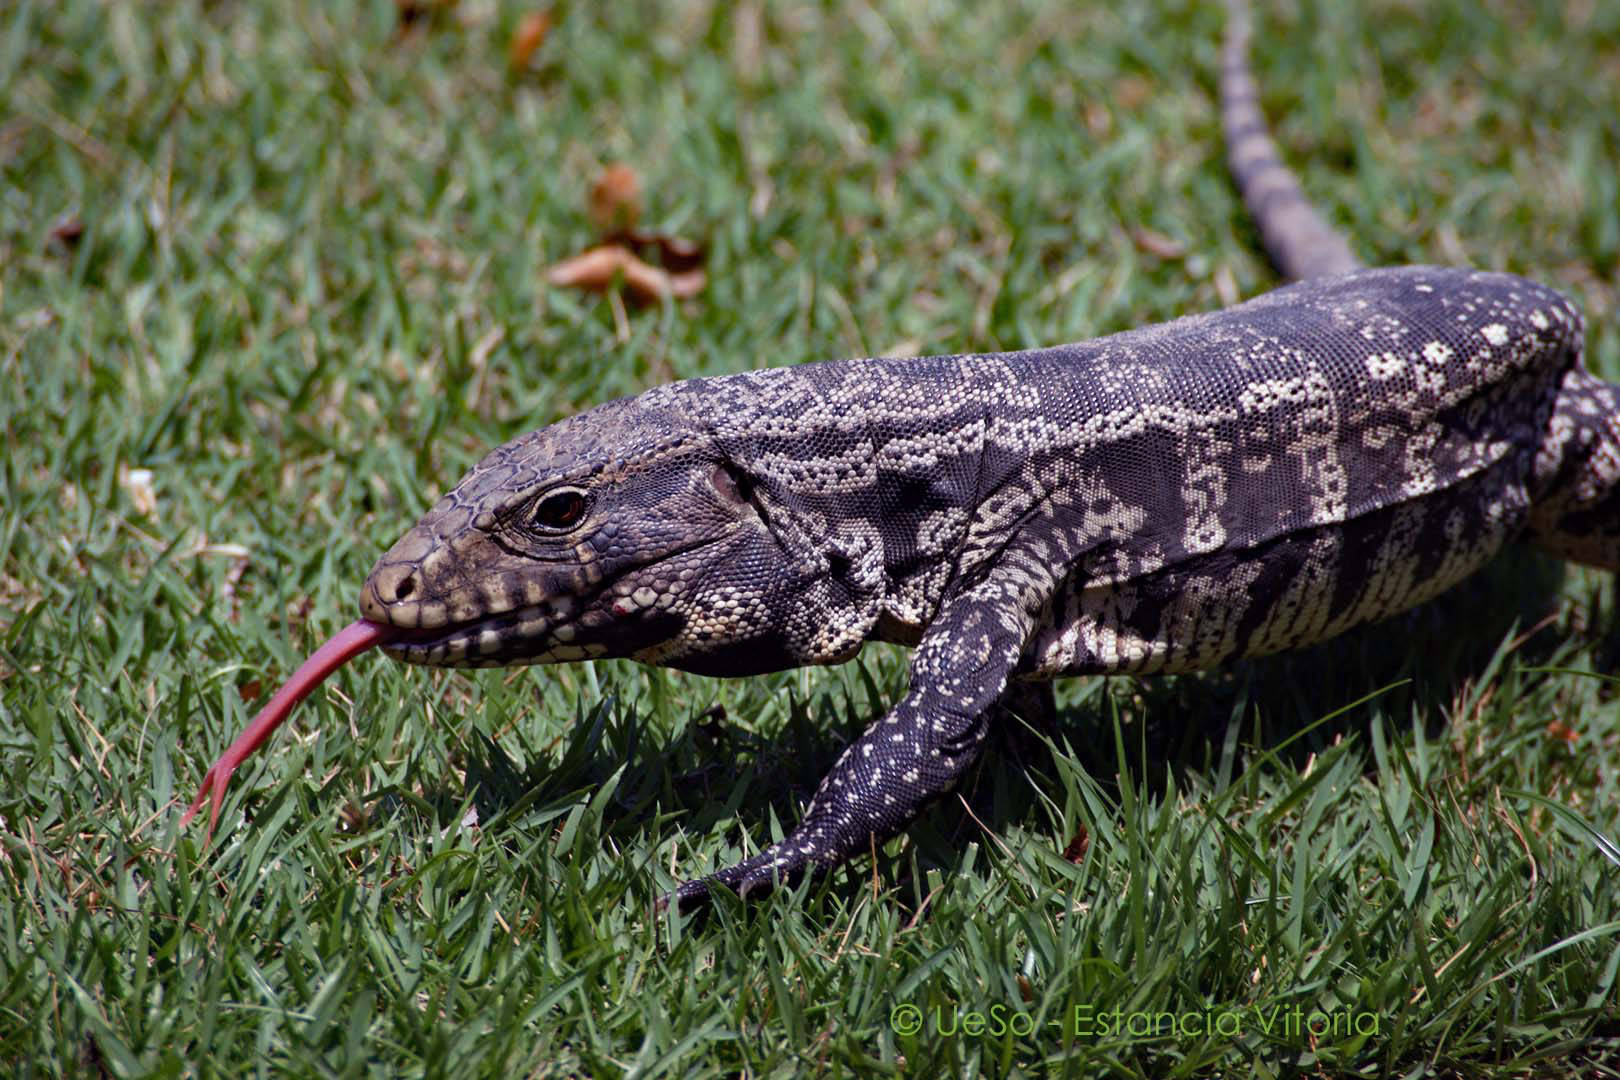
xmin=378 ymin=603 xmax=590 ymax=668
xmin=378 ymin=595 xmax=682 ymax=669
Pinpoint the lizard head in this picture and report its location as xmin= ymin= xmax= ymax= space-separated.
xmin=358 ymin=387 xmax=832 ymax=675
xmin=187 ymin=377 xmax=882 ymax=839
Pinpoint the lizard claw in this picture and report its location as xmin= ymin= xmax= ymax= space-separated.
xmin=660 ymin=847 xmax=818 ymax=913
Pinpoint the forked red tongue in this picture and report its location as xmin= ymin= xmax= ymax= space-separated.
xmin=182 ymin=618 xmax=401 ymax=839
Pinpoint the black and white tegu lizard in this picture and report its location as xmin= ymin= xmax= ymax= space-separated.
xmin=185 ymin=1 xmax=1619 ymax=909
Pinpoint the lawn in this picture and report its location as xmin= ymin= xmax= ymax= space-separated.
xmin=3 ymin=0 xmax=1619 ymax=1075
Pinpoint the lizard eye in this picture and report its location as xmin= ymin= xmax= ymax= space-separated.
xmin=530 ymin=488 xmax=589 ymax=532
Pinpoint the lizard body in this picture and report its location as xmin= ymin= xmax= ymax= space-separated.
xmin=190 ymin=2 xmax=1619 ymax=908
xmin=361 ymin=263 xmax=1598 ymax=907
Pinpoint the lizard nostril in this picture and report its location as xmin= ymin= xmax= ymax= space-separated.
xmin=394 ymin=573 xmax=416 ymax=601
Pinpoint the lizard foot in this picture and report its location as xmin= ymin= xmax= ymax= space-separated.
xmin=661 ymin=845 xmax=822 ymax=913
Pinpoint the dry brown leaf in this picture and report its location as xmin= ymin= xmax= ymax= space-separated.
xmin=1545 ymin=720 xmax=1578 ymax=744
xmin=508 ymin=11 xmax=552 ymax=72
xmin=547 ymin=245 xmax=632 ymax=289
xmin=46 ymin=213 xmax=84 ymax=253
xmin=547 ymin=244 xmax=705 ymax=303
xmin=555 ymin=166 xmax=706 ymax=304
xmin=1060 ymin=826 xmax=1089 ymax=863
xmin=1114 ymin=74 xmax=1151 ymax=110
xmin=637 ymin=230 xmax=703 ymax=272
xmin=396 ymin=0 xmax=456 ymax=34
xmin=1132 ymin=226 xmax=1187 ymax=260
xmin=590 ymin=164 xmax=643 ymax=234
xmin=648 ymin=266 xmax=706 ymax=300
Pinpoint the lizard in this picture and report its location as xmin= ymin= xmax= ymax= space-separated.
xmin=183 ymin=0 xmax=1619 ymax=911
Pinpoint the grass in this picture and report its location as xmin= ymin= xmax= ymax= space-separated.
xmin=3 ymin=0 xmax=1619 ymax=1075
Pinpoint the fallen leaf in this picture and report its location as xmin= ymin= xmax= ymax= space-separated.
xmin=590 ymin=163 xmax=643 ymax=233
xmin=508 ymin=10 xmax=552 ymax=72
xmin=626 ymin=229 xmax=703 ymax=273
xmin=1545 ymin=720 xmax=1578 ymax=744
xmin=46 ymin=214 xmax=84 ymax=253
xmin=547 ymin=244 xmax=705 ymax=303
xmin=1114 ymin=74 xmax=1151 ymax=110
xmin=396 ymin=0 xmax=456 ymax=35
xmin=238 ymin=679 xmax=262 ymax=703
xmin=1131 ymin=226 xmax=1187 ymax=260
xmin=546 ymin=245 xmax=631 ymax=288
xmin=552 ymin=165 xmax=707 ymax=305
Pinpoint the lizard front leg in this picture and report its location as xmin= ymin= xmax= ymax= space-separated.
xmin=671 ymin=557 xmax=1048 ymax=910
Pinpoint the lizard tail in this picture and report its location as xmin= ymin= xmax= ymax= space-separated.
xmin=1220 ymin=0 xmax=1362 ymax=281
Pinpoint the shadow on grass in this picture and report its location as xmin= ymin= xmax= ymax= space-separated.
xmin=903 ymin=544 xmax=1593 ymax=894
xmin=892 ymin=542 xmax=1597 ymax=909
